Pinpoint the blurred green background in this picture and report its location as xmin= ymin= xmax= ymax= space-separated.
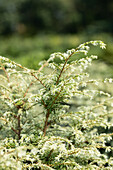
xmin=0 ymin=0 xmax=113 ymax=70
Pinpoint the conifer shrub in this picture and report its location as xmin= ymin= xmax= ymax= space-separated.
xmin=0 ymin=40 xmax=113 ymax=169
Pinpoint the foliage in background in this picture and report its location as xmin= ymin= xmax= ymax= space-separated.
xmin=1 ymin=41 xmax=113 ymax=169
xmin=0 ymin=0 xmax=113 ymax=35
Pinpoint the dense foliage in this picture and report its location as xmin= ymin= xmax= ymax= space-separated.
xmin=0 ymin=40 xmax=113 ymax=169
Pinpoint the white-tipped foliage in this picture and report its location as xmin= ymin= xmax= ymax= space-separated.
xmin=0 ymin=41 xmax=113 ymax=169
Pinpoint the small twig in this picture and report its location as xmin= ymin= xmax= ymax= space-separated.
xmin=11 ymin=62 xmax=27 ymax=70
xmin=43 ymin=110 xmax=50 ymax=136
xmin=45 ymin=149 xmax=54 ymax=161
xmin=38 ymin=60 xmax=49 ymax=73
xmin=23 ymin=82 xmax=33 ymax=97
xmin=11 ymin=127 xmax=18 ymax=135
xmin=41 ymin=98 xmax=47 ymax=108
xmin=31 ymin=72 xmax=46 ymax=88
xmin=56 ymin=51 xmax=75 ymax=85
xmin=43 ymin=86 xmax=64 ymax=136
xmin=11 ymin=115 xmax=22 ymax=140
xmin=49 ymin=87 xmax=63 ymax=109
xmin=41 ymin=97 xmax=51 ymax=136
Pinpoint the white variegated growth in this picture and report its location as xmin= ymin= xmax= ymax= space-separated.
xmin=0 ymin=40 xmax=113 ymax=169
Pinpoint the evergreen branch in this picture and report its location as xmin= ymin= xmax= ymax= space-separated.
xmin=11 ymin=127 xmax=18 ymax=135
xmin=49 ymin=86 xmax=63 ymax=109
xmin=38 ymin=60 xmax=49 ymax=72
xmin=45 ymin=149 xmax=54 ymax=161
xmin=56 ymin=50 xmax=77 ymax=85
xmin=41 ymin=98 xmax=47 ymax=108
xmin=43 ymin=109 xmax=50 ymax=136
xmin=31 ymin=72 xmax=46 ymax=88
xmin=23 ymin=81 xmax=34 ymax=97
xmin=43 ymin=86 xmax=64 ymax=136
